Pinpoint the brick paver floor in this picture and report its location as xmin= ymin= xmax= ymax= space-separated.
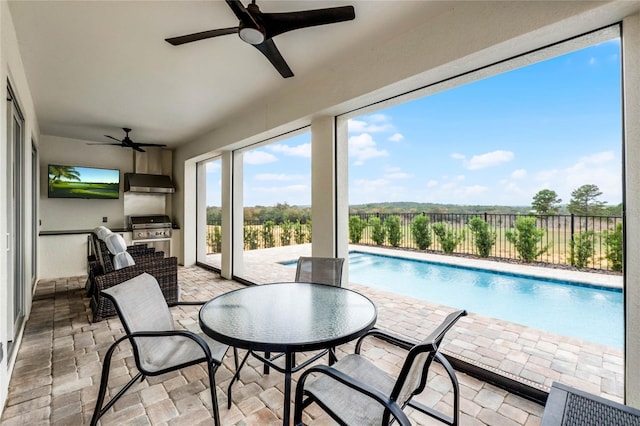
xmin=2 ymin=265 xmax=546 ymax=425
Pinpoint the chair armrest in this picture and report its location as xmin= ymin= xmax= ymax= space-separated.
xmin=355 ymin=327 xmax=418 ymax=354
xmin=126 ymin=329 xmax=214 ymax=362
xmin=296 ymin=364 xmax=411 ymax=426
xmin=169 ymin=301 xmax=206 ymax=306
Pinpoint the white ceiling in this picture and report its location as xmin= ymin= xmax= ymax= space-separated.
xmin=8 ymin=0 xmax=444 ymax=148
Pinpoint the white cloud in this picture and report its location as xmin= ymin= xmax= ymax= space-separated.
xmin=535 ymin=169 xmax=558 ymax=182
xmin=254 ymin=173 xmax=307 ymax=181
xmin=451 ymin=153 xmax=466 ymax=160
xmin=244 ymin=150 xmax=277 ymax=165
xmin=348 ymin=133 xmax=388 ymax=166
xmin=251 ymin=184 xmax=309 ymax=193
xmin=268 ymin=143 xmax=311 ymax=158
xmin=511 ymin=169 xmax=527 ymax=179
xmin=383 ymin=166 xmax=411 ymax=179
xmin=466 ymin=150 xmax=514 ymax=170
xmin=460 ymin=185 xmax=489 ymax=197
xmin=580 ymin=151 xmax=615 ymax=164
xmin=388 ymin=133 xmax=404 ymax=142
xmin=419 ymin=175 xmax=489 ymax=204
xmin=351 ymin=178 xmax=407 ymax=203
xmin=589 ymin=57 xmax=597 ymax=65
xmin=348 ymin=115 xmax=394 ymax=133
xmin=385 ymin=172 xmax=411 ymax=179
xmin=531 ymin=151 xmax=620 ymax=204
xmin=206 ymin=161 xmax=220 ymax=172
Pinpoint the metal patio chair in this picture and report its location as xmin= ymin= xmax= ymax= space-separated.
xmin=253 ymin=257 xmax=346 ymax=395
xmin=91 ymin=272 xmax=237 ymax=426
xmin=294 ymin=309 xmax=467 ymax=426
xmin=295 ymin=256 xmax=345 ymax=286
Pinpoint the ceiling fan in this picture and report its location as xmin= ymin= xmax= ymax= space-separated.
xmin=88 ymin=128 xmax=167 ymax=153
xmin=165 ymin=0 xmax=356 ymax=78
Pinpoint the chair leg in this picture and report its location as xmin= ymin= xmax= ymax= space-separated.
xmin=329 ymin=346 xmax=337 ymax=365
xmin=209 ymin=363 xmax=221 ymax=426
xmin=91 ymin=339 xmax=141 ymax=426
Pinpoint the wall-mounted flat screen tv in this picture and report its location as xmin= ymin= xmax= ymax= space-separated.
xmin=48 ymin=164 xmax=120 ymax=199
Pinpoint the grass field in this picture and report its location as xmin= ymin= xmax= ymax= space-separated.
xmin=48 ymin=181 xmax=119 ymax=199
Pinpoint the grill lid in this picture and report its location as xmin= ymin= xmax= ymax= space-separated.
xmin=129 ymin=215 xmax=171 ymax=228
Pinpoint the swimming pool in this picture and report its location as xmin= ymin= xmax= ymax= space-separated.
xmin=287 ymin=251 xmax=623 ymax=348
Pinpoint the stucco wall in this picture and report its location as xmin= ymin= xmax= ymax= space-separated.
xmin=0 ymin=0 xmax=40 ymax=415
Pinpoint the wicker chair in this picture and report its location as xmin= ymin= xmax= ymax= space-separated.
xmin=91 ymin=255 xmax=179 ymax=322
xmin=91 ymin=273 xmax=237 ymax=426
xmin=294 ymin=310 xmax=467 ymax=426
xmin=86 ymin=231 xmax=166 ymax=299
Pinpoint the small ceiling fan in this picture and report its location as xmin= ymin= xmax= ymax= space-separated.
xmin=165 ymin=0 xmax=355 ymax=78
xmin=88 ymin=128 xmax=167 ymax=152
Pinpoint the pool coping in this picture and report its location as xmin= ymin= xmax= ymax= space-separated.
xmin=354 ymin=244 xmax=623 ymax=290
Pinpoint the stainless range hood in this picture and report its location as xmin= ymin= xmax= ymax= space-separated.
xmin=124 ymin=148 xmax=175 ymax=193
xmin=124 ymin=173 xmax=175 ymax=193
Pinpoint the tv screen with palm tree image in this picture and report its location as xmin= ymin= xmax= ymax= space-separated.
xmin=48 ymin=164 xmax=120 ymax=199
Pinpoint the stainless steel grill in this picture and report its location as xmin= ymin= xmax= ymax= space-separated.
xmin=129 ymin=215 xmax=172 ymax=240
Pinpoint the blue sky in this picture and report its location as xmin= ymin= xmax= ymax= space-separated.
xmin=208 ymin=38 xmax=622 ymax=208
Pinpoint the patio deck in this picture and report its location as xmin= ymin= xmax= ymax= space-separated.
xmin=0 ymin=245 xmax=623 ymax=425
xmin=213 ymin=244 xmax=624 ymax=402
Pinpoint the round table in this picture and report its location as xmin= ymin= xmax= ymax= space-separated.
xmin=199 ymin=282 xmax=377 ymax=425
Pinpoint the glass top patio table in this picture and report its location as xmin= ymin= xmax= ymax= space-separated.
xmin=199 ymin=282 xmax=377 ymax=425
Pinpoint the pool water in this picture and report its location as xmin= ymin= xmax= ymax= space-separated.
xmin=345 ymin=252 xmax=622 ymax=347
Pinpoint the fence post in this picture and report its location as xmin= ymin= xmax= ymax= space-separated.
xmin=571 ymin=214 xmax=575 ymax=245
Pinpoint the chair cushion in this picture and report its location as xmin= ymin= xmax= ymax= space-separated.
xmin=305 ymin=354 xmax=396 ymax=425
xmin=112 ymin=252 xmax=136 ymax=270
xmin=95 ymin=226 xmax=113 ymax=240
xmin=105 ymin=233 xmax=127 ymax=254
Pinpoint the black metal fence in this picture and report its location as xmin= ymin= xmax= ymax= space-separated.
xmin=206 ymin=213 xmax=623 ymax=272
xmin=351 ymin=212 xmax=622 ymax=271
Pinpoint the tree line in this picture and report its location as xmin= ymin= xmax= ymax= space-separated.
xmin=531 ymin=184 xmax=621 ymax=216
xmin=206 ymin=183 xmax=622 ymax=223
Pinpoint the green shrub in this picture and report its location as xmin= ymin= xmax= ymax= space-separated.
xmin=569 ymin=231 xmax=595 ymax=268
xmin=604 ymin=223 xmax=623 ymax=272
xmin=261 ymin=220 xmax=275 ymax=248
xmin=432 ymin=222 xmax=464 ymax=254
xmin=244 ymin=226 xmax=260 ymax=250
xmin=207 ymin=226 xmax=222 ymax=253
xmin=505 ymin=216 xmax=547 ymax=262
xmin=468 ymin=217 xmax=496 ymax=258
xmin=349 ymin=216 xmax=366 ymax=244
xmin=294 ymin=221 xmax=307 ymax=244
xmin=305 ymin=221 xmax=312 ymax=243
xmin=280 ymin=220 xmax=293 ymax=246
xmin=369 ymin=217 xmax=387 ymax=245
xmin=386 ymin=215 xmax=402 ymax=247
xmin=410 ymin=215 xmax=431 ymax=250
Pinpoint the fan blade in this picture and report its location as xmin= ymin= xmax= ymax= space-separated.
xmin=132 ymin=146 xmax=146 ymax=153
xmin=254 ymin=39 xmax=294 ymax=78
xmin=104 ymin=135 xmax=123 ymax=142
xmin=133 ymin=143 xmax=168 ymax=148
xmin=165 ymin=27 xmax=238 ymax=46
xmin=87 ymin=143 xmax=123 ymax=147
xmin=261 ymin=6 xmax=355 ymax=39
xmin=226 ymin=0 xmax=251 ymax=22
